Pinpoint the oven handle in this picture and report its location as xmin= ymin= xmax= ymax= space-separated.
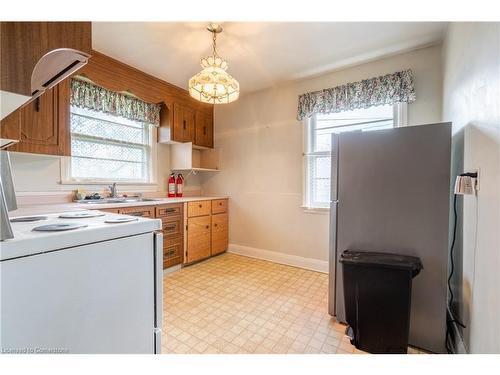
xmin=153 ymin=231 xmax=163 ymax=334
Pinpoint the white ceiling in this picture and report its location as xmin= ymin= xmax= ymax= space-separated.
xmin=92 ymin=22 xmax=447 ymax=94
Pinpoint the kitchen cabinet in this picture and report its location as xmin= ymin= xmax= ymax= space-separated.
xmin=186 ymin=215 xmax=212 ymax=263
xmin=156 ymin=203 xmax=184 ymax=269
xmin=101 ymin=203 xmax=184 ymax=269
xmin=99 ymin=198 xmax=227 ymax=267
xmin=0 ymin=81 xmax=70 ymax=156
xmin=1 ymin=22 xmax=91 ymax=97
xmin=173 ymin=103 xmax=195 ymax=143
xmin=185 ymin=198 xmax=228 ymax=263
xmin=195 ymin=110 xmax=214 ymax=148
xmin=159 ymin=103 xmax=214 ymax=148
xmin=211 ymin=213 xmax=228 ymax=256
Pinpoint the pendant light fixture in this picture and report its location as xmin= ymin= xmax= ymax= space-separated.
xmin=189 ymin=23 xmax=239 ymax=104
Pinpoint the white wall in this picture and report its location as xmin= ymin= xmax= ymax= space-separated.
xmin=201 ymin=44 xmax=444 ymax=268
xmin=442 ymin=23 xmax=500 ymax=353
xmin=9 ymin=142 xmax=201 ymax=196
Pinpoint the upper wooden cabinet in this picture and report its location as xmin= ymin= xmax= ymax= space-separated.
xmin=173 ymin=103 xmax=195 ymax=143
xmin=1 ymin=47 xmax=214 ymax=156
xmin=195 ymin=110 xmax=214 ymax=148
xmin=159 ymin=102 xmax=214 ymax=148
xmin=0 ymin=80 xmax=70 ymax=156
xmin=0 ymin=22 xmax=91 ymax=96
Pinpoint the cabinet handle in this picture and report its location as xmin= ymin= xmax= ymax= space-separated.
xmin=183 ymin=120 xmax=186 ymax=130
xmin=198 ymin=204 xmax=202 ymax=208
xmin=129 ymin=212 xmax=144 ymax=217
xmin=165 ymin=224 xmax=176 ymax=230
xmin=165 ymin=208 xmax=176 ymax=213
xmin=214 ymin=223 xmax=218 ymax=227
xmin=35 ymin=97 xmax=40 ymax=112
xmin=219 ymin=202 xmax=223 ymax=206
xmin=205 ymin=225 xmax=209 ymax=229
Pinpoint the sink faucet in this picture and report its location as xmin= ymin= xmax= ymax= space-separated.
xmin=108 ymin=183 xmax=118 ymax=198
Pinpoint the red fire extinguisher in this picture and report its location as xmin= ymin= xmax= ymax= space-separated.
xmin=176 ymin=174 xmax=184 ymax=197
xmin=168 ymin=173 xmax=176 ymax=197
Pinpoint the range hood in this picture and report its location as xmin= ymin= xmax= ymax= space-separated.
xmin=0 ymin=138 xmax=19 ymax=150
xmin=0 ymin=48 xmax=90 ymax=120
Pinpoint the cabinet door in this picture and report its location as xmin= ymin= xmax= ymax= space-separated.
xmin=211 ymin=213 xmax=228 ymax=256
xmin=186 ymin=215 xmax=211 ymax=263
xmin=194 ymin=110 xmax=213 ymax=148
xmin=0 ymin=83 xmax=70 ymax=156
xmin=182 ymin=105 xmax=195 ymax=143
xmin=172 ymin=102 xmax=195 ymax=143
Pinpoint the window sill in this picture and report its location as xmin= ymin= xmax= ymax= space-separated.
xmin=60 ymin=180 xmax=158 ymax=186
xmin=301 ymin=206 xmax=330 ymax=215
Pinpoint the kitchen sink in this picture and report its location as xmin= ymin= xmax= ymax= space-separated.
xmin=76 ymin=198 xmax=161 ymax=204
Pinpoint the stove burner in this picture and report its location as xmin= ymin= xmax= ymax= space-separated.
xmin=32 ymin=223 xmax=88 ymax=232
xmin=59 ymin=211 xmax=105 ymax=219
xmin=10 ymin=216 xmax=48 ymax=223
xmin=105 ymin=217 xmax=139 ymax=223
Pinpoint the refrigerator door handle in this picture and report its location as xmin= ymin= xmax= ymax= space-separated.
xmin=153 ymin=231 xmax=163 ymax=330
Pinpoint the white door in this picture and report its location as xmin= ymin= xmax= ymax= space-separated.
xmin=1 ymin=233 xmax=155 ymax=354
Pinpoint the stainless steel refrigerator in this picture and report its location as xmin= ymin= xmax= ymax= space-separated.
xmin=329 ymin=122 xmax=451 ymax=354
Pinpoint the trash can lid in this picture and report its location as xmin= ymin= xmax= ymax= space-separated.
xmin=340 ymin=250 xmax=423 ymax=273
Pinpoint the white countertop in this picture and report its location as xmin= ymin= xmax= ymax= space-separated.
xmin=9 ymin=196 xmax=228 ymax=217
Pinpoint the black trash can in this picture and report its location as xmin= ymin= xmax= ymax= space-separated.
xmin=340 ymin=250 xmax=423 ymax=354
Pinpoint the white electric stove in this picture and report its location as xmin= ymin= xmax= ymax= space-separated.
xmin=0 ymin=210 xmax=163 ymax=354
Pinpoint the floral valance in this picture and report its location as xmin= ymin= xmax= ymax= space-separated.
xmin=70 ymin=78 xmax=161 ymax=127
xmin=297 ymin=69 xmax=416 ymax=121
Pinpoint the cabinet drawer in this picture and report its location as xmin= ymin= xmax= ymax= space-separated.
xmin=163 ymin=238 xmax=183 ymax=269
xmin=156 ymin=204 xmax=182 ymax=218
xmin=187 ymin=201 xmax=211 ymax=217
xmin=211 ymin=199 xmax=227 ymax=214
xmin=118 ymin=206 xmax=154 ymax=217
xmin=162 ymin=217 xmax=183 ymax=238
xmin=211 ymin=213 xmax=228 ymax=255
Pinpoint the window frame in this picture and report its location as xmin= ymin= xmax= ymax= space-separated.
xmin=60 ymin=107 xmax=158 ymax=186
xmin=302 ymin=103 xmax=407 ymax=212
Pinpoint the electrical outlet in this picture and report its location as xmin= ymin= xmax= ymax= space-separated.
xmin=474 ymin=168 xmax=481 ymax=192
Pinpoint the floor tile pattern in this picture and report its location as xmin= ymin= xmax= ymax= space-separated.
xmin=162 ymin=253 xmax=421 ymax=354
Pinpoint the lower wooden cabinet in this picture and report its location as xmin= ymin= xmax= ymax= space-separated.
xmin=162 ymin=237 xmax=183 ymax=269
xmin=186 ymin=215 xmax=212 ymax=263
xmin=99 ymin=198 xmax=228 ymax=267
xmin=185 ymin=198 xmax=228 ymax=264
xmin=156 ymin=203 xmax=184 ymax=269
xmin=101 ymin=203 xmax=184 ymax=269
xmin=211 ymin=213 xmax=228 ymax=256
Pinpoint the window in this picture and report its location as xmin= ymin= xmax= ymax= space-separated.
xmin=67 ymin=106 xmax=154 ymax=183
xmin=303 ymin=103 xmax=406 ymax=209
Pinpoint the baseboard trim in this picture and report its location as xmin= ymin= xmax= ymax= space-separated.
xmin=163 ymin=264 xmax=182 ymax=276
xmin=228 ymin=243 xmax=328 ymax=273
